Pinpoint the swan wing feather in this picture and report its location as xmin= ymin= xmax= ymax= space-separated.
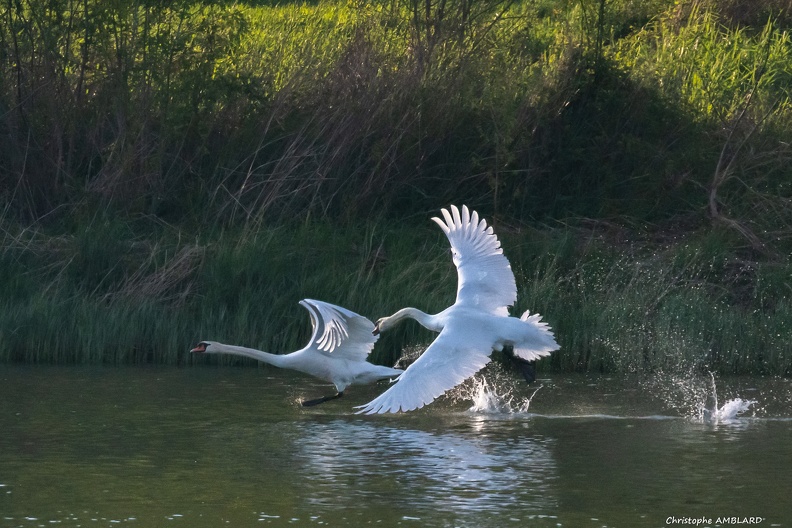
xmin=300 ymin=299 xmax=378 ymax=362
xmin=431 ymin=205 xmax=517 ymax=315
xmin=355 ymin=327 xmax=492 ymax=414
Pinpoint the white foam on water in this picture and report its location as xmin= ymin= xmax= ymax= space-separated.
xmin=709 ymin=397 xmax=757 ymax=423
xmin=701 ymin=372 xmax=757 ymax=424
xmin=464 ymin=376 xmax=542 ymax=414
xmin=646 ymin=369 xmax=758 ymax=424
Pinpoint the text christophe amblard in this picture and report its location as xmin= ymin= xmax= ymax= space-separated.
xmin=666 ymin=517 xmax=764 ymax=526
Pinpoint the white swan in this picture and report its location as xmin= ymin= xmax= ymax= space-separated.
xmin=191 ymin=299 xmax=402 ymax=406
xmin=356 ymin=205 xmax=559 ymax=414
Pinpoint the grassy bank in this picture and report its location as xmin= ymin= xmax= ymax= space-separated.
xmin=1 ymin=214 xmax=789 ymax=375
xmin=1 ymin=0 xmax=791 ymax=374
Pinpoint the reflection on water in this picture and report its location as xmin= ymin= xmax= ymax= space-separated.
xmin=0 ymin=366 xmax=791 ymax=527
xmin=292 ymin=419 xmax=557 ymax=517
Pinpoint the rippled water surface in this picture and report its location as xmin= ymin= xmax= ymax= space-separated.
xmin=1 ymin=366 xmax=791 ymax=527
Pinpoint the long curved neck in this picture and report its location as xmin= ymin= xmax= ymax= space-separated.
xmin=385 ymin=307 xmax=442 ymax=332
xmin=209 ymin=343 xmax=292 ymax=368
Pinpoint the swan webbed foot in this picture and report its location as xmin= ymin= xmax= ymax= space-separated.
xmin=301 ymin=392 xmax=344 ymax=407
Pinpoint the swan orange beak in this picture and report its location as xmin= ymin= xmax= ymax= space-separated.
xmin=190 ymin=343 xmax=207 ymax=353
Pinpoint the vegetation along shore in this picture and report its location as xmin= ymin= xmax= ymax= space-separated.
xmin=1 ymin=0 xmax=790 ymax=375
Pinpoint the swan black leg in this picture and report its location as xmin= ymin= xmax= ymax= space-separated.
xmin=513 ymin=358 xmax=537 ymax=384
xmin=301 ymin=392 xmax=344 ymax=407
xmin=501 ymin=345 xmax=537 ymax=383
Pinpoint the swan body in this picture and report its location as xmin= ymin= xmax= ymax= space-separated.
xmin=191 ymin=299 xmax=402 ymax=406
xmin=357 ymin=205 xmax=559 ymax=414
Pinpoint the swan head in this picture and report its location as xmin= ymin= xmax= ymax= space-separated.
xmin=372 ymin=317 xmax=387 ymax=336
xmin=190 ymin=341 xmax=218 ymax=354
xmin=373 ymin=308 xmax=431 ymax=335
xmin=372 ymin=316 xmax=396 ymax=335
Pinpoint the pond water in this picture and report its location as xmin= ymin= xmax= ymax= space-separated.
xmin=1 ymin=366 xmax=791 ymax=527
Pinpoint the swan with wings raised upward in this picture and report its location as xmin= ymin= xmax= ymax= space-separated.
xmin=191 ymin=299 xmax=402 ymax=407
xmin=356 ymin=205 xmax=559 ymax=414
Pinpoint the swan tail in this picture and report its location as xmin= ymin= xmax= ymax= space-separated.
xmin=512 ymin=310 xmax=559 ymax=361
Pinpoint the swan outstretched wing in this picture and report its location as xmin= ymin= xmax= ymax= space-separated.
xmin=432 ymin=205 xmax=517 ymax=315
xmin=300 ymin=299 xmax=378 ymax=362
xmin=355 ymin=328 xmax=492 ymax=414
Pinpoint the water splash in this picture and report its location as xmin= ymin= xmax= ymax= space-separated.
xmin=703 ymin=372 xmax=756 ymax=424
xmin=468 ymin=378 xmax=502 ymax=412
xmin=709 ymin=398 xmax=756 ymax=423
xmin=463 ymin=376 xmax=542 ymax=414
xmin=646 ymin=369 xmax=756 ymax=423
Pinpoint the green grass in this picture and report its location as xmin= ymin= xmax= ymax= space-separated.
xmin=1 ymin=214 xmax=789 ymax=375
xmin=1 ymin=1 xmax=790 ymax=374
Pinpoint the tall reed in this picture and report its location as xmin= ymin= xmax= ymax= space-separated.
xmin=7 ymin=0 xmax=789 ymax=227
xmin=1 ymin=213 xmax=789 ymax=375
